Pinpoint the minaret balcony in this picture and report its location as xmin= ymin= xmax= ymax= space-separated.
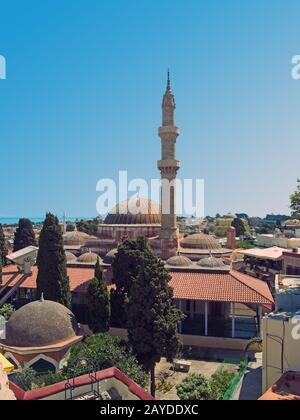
xmin=157 ymin=159 xmax=180 ymax=171
xmin=158 ymin=126 xmax=180 ymax=136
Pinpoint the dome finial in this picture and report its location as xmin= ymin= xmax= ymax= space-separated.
xmin=40 ymin=292 xmax=44 ymax=302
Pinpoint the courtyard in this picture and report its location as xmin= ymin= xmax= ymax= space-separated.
xmin=154 ymin=357 xmax=239 ymax=400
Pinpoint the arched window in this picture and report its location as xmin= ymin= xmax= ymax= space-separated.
xmin=30 ymin=358 xmax=56 ymax=374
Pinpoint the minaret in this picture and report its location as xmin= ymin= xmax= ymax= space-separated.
xmin=158 ymin=72 xmax=180 ymax=259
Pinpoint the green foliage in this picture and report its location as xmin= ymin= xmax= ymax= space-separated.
xmin=0 ymin=303 xmax=15 ymax=320
xmin=123 ymin=237 xmax=184 ymax=396
xmin=36 ymin=213 xmax=71 ymax=307
xmin=176 ymin=369 xmax=235 ymax=401
xmin=176 ymin=373 xmax=212 ymax=400
xmin=127 ymin=249 xmax=184 ymax=371
xmin=13 ymin=218 xmax=37 ymax=252
xmin=111 ymin=237 xmax=154 ymax=326
xmin=14 ymin=369 xmax=68 ymax=391
xmin=210 ymin=369 xmax=235 ymax=400
xmin=65 ymin=333 xmax=147 ymax=388
xmin=76 ymin=217 xmax=102 ymax=235
xmin=87 ymin=259 xmax=110 ymax=333
xmin=236 ymin=240 xmax=255 ymax=250
xmin=231 ymin=218 xmax=249 ymax=237
xmin=0 ymin=223 xmax=8 ymax=266
xmin=214 ymin=218 xmax=232 ymax=238
xmin=290 ymin=179 xmax=300 ymax=219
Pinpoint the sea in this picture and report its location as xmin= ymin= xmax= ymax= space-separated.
xmin=0 ymin=217 xmax=95 ymax=226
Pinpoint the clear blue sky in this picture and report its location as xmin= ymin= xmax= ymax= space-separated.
xmin=0 ymin=0 xmax=299 ymax=218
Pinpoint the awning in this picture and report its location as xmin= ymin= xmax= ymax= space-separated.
xmin=0 ymin=353 xmax=14 ymax=374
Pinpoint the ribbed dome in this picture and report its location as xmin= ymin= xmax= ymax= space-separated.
xmin=166 ymin=256 xmax=193 ymax=267
xmin=65 ymin=251 xmax=77 ymax=262
xmin=3 ymin=300 xmax=78 ymax=348
xmin=197 ymin=256 xmax=225 ymax=268
xmin=104 ymin=198 xmax=161 ymax=225
xmin=103 ymin=248 xmax=118 ymax=264
xmin=77 ymin=252 xmax=101 ymax=264
xmin=181 ymin=233 xmax=221 ymax=250
xmin=63 ymin=231 xmax=93 ymax=246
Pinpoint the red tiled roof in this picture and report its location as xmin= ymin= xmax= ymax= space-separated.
xmin=169 ymin=270 xmax=274 ymax=305
xmin=1 ymin=266 xmax=95 ymax=293
xmin=259 ymin=372 xmax=300 ymax=401
xmin=2 ymin=266 xmax=274 ymax=306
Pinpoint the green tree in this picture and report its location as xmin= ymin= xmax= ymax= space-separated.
xmin=87 ymin=259 xmax=110 ymax=333
xmin=231 ymin=218 xmax=248 ymax=237
xmin=36 ymin=213 xmax=71 ymax=307
xmin=126 ymin=238 xmax=184 ymax=397
xmin=110 ymin=237 xmax=154 ymax=327
xmin=65 ymin=333 xmax=147 ymax=387
xmin=176 ymin=373 xmax=212 ymax=400
xmin=13 ymin=218 xmax=37 ymax=252
xmin=0 ymin=303 xmax=15 ymax=320
xmin=290 ymin=179 xmax=300 ymax=219
xmin=0 ymin=223 xmax=8 ymax=265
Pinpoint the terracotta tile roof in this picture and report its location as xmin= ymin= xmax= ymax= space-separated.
xmin=259 ymin=372 xmax=300 ymax=401
xmin=2 ymin=266 xmax=274 ymax=306
xmin=169 ymin=270 xmax=274 ymax=305
xmin=1 ymin=266 xmax=95 ymax=293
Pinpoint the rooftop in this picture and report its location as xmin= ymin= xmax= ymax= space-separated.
xmin=238 ymin=246 xmax=286 ymax=261
xmin=2 ymin=266 xmax=274 ymax=307
xmin=169 ymin=270 xmax=274 ymax=306
xmin=259 ymin=372 xmax=300 ymax=401
xmin=10 ymin=367 xmax=153 ymax=401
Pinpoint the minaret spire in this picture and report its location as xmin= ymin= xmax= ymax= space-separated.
xmin=158 ymin=74 xmax=180 ymax=259
xmin=167 ymin=69 xmax=171 ymax=91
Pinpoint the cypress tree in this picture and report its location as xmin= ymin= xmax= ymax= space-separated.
xmin=36 ymin=213 xmax=71 ymax=307
xmin=13 ymin=218 xmax=37 ymax=252
xmin=87 ymin=258 xmax=110 ymax=333
xmin=110 ymin=237 xmax=153 ymax=327
xmin=121 ymin=237 xmax=184 ymax=397
xmin=0 ymin=223 xmax=7 ymax=266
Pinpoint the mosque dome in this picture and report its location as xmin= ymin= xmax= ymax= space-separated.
xmin=65 ymin=251 xmax=77 ymax=263
xmin=104 ymin=198 xmax=161 ymax=225
xmin=197 ymin=256 xmax=225 ymax=268
xmin=180 ymin=233 xmax=222 ymax=250
xmin=166 ymin=256 xmax=193 ymax=267
xmin=77 ymin=252 xmax=101 ymax=264
xmin=103 ymin=248 xmax=118 ymax=265
xmin=63 ymin=231 xmax=93 ymax=246
xmin=2 ymin=300 xmax=79 ymax=348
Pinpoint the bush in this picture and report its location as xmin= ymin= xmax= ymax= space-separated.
xmin=176 ymin=369 xmax=235 ymax=401
xmin=0 ymin=303 xmax=15 ymax=320
xmin=176 ymin=373 xmax=212 ymax=400
xmin=64 ymin=333 xmax=148 ymax=388
xmin=210 ymin=369 xmax=235 ymax=400
xmin=14 ymin=369 xmax=68 ymax=391
xmin=14 ymin=368 xmax=37 ymax=391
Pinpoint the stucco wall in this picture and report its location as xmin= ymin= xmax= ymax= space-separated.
xmin=262 ymin=317 xmax=300 ymax=392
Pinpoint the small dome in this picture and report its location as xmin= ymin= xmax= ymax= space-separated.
xmin=2 ymin=300 xmax=78 ymax=348
xmin=63 ymin=231 xmax=93 ymax=246
xmin=103 ymin=248 xmax=118 ymax=264
xmin=197 ymin=256 xmax=225 ymax=268
xmin=104 ymin=198 xmax=161 ymax=225
xmin=77 ymin=252 xmax=101 ymax=264
xmin=181 ymin=233 xmax=221 ymax=250
xmin=166 ymin=256 xmax=193 ymax=267
xmin=65 ymin=251 xmax=77 ymax=262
